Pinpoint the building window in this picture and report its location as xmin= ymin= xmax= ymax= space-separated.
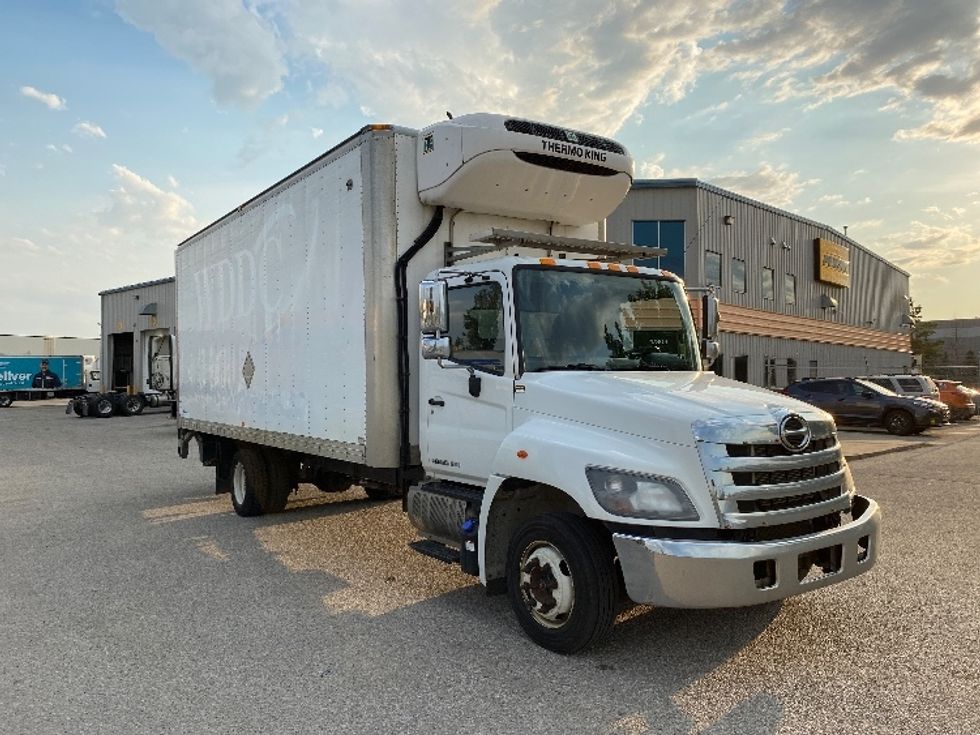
xmin=762 ymin=268 xmax=774 ymax=300
xmin=705 ymin=251 xmax=722 ymax=287
xmin=732 ymin=258 xmax=746 ymax=294
xmin=764 ymin=357 xmax=777 ymax=388
xmin=632 ymin=220 xmax=685 ymax=276
xmin=809 ymin=359 xmax=818 ymax=378
xmin=784 ymin=273 xmax=796 ymax=305
xmin=734 ymin=355 xmax=749 ymax=383
xmin=787 ymin=357 xmax=797 ymax=385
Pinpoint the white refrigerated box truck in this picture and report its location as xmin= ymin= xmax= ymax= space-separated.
xmin=176 ymin=113 xmax=879 ymax=652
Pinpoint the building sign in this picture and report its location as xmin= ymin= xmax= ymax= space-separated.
xmin=814 ymin=238 xmax=850 ymax=288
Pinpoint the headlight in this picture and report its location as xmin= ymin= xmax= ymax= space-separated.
xmin=586 ymin=467 xmax=699 ymax=521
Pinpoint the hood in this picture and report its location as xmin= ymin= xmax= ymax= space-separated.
xmin=515 ymin=371 xmax=831 ymax=446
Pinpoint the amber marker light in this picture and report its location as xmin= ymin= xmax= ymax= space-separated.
xmin=517 ymin=450 xmax=529 ymax=459
xmin=586 ymin=261 xmax=601 ymax=269
xmin=607 ymin=263 xmax=622 ymax=271
xmin=626 ymin=265 xmax=639 ymax=273
xmin=539 ymin=258 xmax=557 ymax=266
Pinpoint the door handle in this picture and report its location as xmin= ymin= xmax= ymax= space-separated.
xmin=428 ymin=397 xmax=445 ymax=407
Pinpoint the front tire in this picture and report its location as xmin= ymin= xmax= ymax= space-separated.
xmin=231 ymin=446 xmax=271 ymax=517
xmin=506 ymin=513 xmax=618 ymax=654
xmin=884 ymin=410 xmax=914 ymax=435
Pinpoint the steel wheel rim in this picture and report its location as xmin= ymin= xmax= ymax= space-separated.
xmin=519 ymin=541 xmax=574 ymax=629
xmin=232 ymin=463 xmax=247 ymax=506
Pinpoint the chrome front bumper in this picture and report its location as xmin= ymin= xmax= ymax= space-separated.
xmin=612 ymin=495 xmax=880 ymax=608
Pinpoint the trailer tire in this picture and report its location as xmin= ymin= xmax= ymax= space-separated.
xmin=506 ymin=512 xmax=618 ymax=654
xmin=0 ymin=394 xmax=13 ymax=408
xmin=118 ymin=394 xmax=146 ymax=416
xmin=263 ymin=449 xmax=296 ymax=514
xmin=90 ymin=395 xmax=115 ymax=418
xmin=231 ymin=446 xmax=270 ymax=517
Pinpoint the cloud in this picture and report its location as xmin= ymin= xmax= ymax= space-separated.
xmin=20 ymin=85 xmax=67 ymax=110
xmin=638 ymin=153 xmax=666 ymax=179
xmin=741 ymin=128 xmax=790 ymax=149
xmin=100 ymin=164 xmax=199 ymax=242
xmin=73 ymin=121 xmax=107 ymax=139
xmin=710 ymin=163 xmax=819 ymax=207
xmin=877 ymin=220 xmax=980 ymax=270
xmin=46 ymin=143 xmax=73 ymax=154
xmin=237 ymin=114 xmax=290 ymax=165
xmin=115 ymin=0 xmax=287 ymax=109
xmin=311 ymin=127 xmax=323 ymax=139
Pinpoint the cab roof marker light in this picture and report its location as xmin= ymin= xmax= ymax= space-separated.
xmin=539 ymin=258 xmax=557 ymax=266
xmin=368 ymin=124 xmax=393 ymax=130
xmin=607 ymin=263 xmax=622 ymax=271
xmin=626 ymin=265 xmax=639 ymax=273
xmin=586 ymin=261 xmax=601 ymax=269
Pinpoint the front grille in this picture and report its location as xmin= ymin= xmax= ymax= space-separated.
xmin=726 ymin=436 xmax=834 ymax=458
xmin=732 ymin=459 xmax=840 ymax=487
xmin=737 ymin=487 xmax=841 ymax=514
xmin=504 ymin=119 xmax=626 ymax=154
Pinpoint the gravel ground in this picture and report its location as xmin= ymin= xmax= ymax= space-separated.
xmin=0 ymin=404 xmax=978 ymax=734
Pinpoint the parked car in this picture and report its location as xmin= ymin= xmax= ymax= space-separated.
xmin=860 ymin=374 xmax=941 ymax=402
xmin=785 ymin=377 xmax=949 ymax=435
xmin=935 ymin=379 xmax=977 ymax=421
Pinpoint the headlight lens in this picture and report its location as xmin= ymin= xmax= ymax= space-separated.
xmin=586 ymin=467 xmax=699 ymax=521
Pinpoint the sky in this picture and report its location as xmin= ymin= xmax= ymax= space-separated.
xmin=2 ymin=0 xmax=979 ymax=338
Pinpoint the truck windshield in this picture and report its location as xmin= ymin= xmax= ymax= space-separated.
xmin=514 ymin=266 xmax=701 ymax=373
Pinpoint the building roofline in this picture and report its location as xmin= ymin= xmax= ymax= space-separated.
xmin=632 ymin=178 xmax=910 ymax=277
xmin=98 ymin=276 xmax=175 ymax=296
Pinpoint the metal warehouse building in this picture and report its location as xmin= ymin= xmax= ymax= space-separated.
xmin=606 ymin=179 xmax=913 ymax=388
xmin=99 ymin=277 xmax=175 ymax=394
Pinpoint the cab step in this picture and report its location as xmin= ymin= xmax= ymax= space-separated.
xmin=409 ymin=539 xmax=460 ymax=565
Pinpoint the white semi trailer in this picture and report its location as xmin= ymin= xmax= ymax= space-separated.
xmin=176 ymin=114 xmax=879 ymax=652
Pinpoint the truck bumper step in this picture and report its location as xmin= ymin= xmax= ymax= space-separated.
xmin=409 ymin=539 xmax=460 ymax=565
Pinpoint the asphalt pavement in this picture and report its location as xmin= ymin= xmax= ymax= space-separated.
xmin=1 ymin=403 xmax=978 ymax=734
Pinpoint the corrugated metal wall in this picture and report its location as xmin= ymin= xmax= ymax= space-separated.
xmin=607 ymin=181 xmax=912 ymax=386
xmin=100 ymin=278 xmax=176 ymax=391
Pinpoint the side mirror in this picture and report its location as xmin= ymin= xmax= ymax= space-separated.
xmin=702 ymin=339 xmax=720 ymax=368
xmin=419 ymin=280 xmax=448 ymax=334
xmin=421 ymin=335 xmax=451 ymax=361
xmin=702 ymin=294 xmax=719 ymax=341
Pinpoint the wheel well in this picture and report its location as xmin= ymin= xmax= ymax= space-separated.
xmin=483 ymin=479 xmax=592 ymax=585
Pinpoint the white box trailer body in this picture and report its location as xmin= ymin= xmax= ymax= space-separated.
xmin=176 ymin=123 xmax=606 ymax=468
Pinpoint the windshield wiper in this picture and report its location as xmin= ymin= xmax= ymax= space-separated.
xmin=536 ymin=363 xmax=609 ymax=372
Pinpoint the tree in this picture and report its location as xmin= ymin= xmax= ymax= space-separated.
xmin=908 ymin=298 xmax=943 ymax=367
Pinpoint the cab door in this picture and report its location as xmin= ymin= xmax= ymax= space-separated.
xmin=421 ymin=274 xmax=514 ymax=485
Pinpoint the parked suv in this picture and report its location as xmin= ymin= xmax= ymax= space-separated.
xmin=785 ymin=377 xmax=949 ymax=435
xmin=935 ymin=379 xmax=977 ymax=421
xmin=860 ymin=374 xmax=941 ymax=402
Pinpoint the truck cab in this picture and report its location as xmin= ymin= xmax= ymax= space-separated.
xmin=409 ymin=251 xmax=879 ymax=652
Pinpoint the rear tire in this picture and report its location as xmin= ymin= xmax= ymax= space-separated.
xmin=231 ymin=445 xmax=271 ymax=517
xmin=506 ymin=512 xmax=618 ymax=654
xmin=90 ymin=394 xmax=115 ymax=418
xmin=0 ymin=394 xmax=13 ymax=408
xmin=884 ymin=410 xmax=914 ymax=435
xmin=118 ymin=394 xmax=145 ymax=416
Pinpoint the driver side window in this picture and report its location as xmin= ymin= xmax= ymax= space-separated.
xmin=447 ymin=283 xmax=505 ymax=375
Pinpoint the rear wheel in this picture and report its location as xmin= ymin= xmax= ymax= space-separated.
xmin=0 ymin=394 xmax=12 ymax=408
xmin=506 ymin=513 xmax=618 ymax=654
xmin=884 ymin=410 xmax=914 ymax=435
xmin=231 ymin=445 xmax=271 ymax=517
xmin=118 ymin=394 xmax=145 ymax=416
xmin=90 ymin=394 xmax=115 ymax=418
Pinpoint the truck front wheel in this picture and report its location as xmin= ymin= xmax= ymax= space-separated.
xmin=231 ymin=446 xmax=271 ymax=517
xmin=506 ymin=513 xmax=618 ymax=654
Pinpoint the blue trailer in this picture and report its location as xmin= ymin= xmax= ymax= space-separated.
xmin=0 ymin=355 xmax=96 ymax=407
